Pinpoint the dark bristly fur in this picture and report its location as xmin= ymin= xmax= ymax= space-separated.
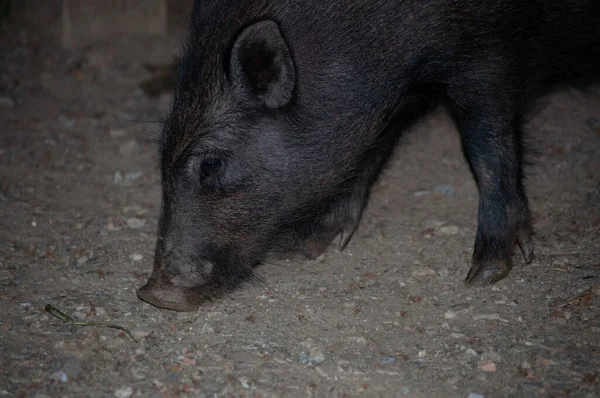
xmin=137 ymin=0 xmax=600 ymax=311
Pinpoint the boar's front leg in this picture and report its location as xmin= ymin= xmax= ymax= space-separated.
xmin=448 ymin=86 xmax=534 ymax=284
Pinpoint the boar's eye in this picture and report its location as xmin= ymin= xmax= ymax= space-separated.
xmin=199 ymin=158 xmax=223 ymax=178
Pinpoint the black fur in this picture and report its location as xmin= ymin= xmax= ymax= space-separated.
xmin=137 ymin=0 xmax=600 ymax=311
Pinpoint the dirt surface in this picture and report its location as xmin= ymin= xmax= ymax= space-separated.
xmin=1 ymin=9 xmax=600 ymax=398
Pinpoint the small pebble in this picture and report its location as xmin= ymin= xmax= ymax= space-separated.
xmin=239 ymin=378 xmax=250 ymax=389
xmin=438 ymin=225 xmax=460 ymax=235
xmin=114 ymin=386 xmax=133 ymax=398
xmin=433 ymin=184 xmax=455 ymax=196
xmin=465 ymin=348 xmax=477 ymax=356
xmin=94 ymin=307 xmax=106 ymax=317
xmin=444 ymin=311 xmax=457 ymax=319
xmin=131 ymin=326 xmax=153 ymax=340
xmin=480 ymin=362 xmax=497 ymax=372
xmin=122 ymin=205 xmax=147 ymax=215
xmin=468 ymin=393 xmax=485 ymax=398
xmin=130 ymin=253 xmax=144 ymax=262
xmin=125 ymin=171 xmax=142 ymax=182
xmin=75 ymin=303 xmax=91 ymax=313
xmin=346 ymin=336 xmax=367 ymax=344
xmin=299 ymin=352 xmax=325 ymax=366
xmin=114 ymin=171 xmax=123 ymax=184
xmin=472 ymin=313 xmax=501 ymax=321
xmin=72 ymin=311 xmax=87 ymax=320
xmin=451 ymin=332 xmax=466 ymax=339
xmin=126 ymin=218 xmax=146 ymax=229
xmin=298 ymin=340 xmax=325 ymax=366
xmin=417 ymin=350 xmax=427 ymax=358
xmin=49 ymin=371 xmax=68 ymax=383
xmin=114 ymin=171 xmax=143 ymax=186
xmin=411 ymin=266 xmax=437 ymax=279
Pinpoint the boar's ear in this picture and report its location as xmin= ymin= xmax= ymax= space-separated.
xmin=230 ymin=20 xmax=295 ymax=109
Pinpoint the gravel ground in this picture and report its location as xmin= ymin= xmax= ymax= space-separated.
xmin=1 ymin=8 xmax=599 ymax=398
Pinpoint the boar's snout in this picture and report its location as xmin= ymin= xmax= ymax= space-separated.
xmin=137 ymin=279 xmax=201 ymax=312
xmin=137 ymin=256 xmax=215 ymax=312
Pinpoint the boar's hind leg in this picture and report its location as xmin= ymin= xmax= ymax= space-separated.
xmin=449 ymin=89 xmax=534 ymax=285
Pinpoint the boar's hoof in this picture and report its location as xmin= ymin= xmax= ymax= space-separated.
xmin=465 ymin=259 xmax=513 ymax=286
xmin=137 ymin=280 xmax=201 ymax=312
xmin=303 ymin=215 xmax=361 ymax=259
xmin=517 ymin=227 xmax=534 ymax=264
xmin=303 ymin=226 xmax=356 ymax=259
xmin=465 ymin=223 xmax=534 ymax=285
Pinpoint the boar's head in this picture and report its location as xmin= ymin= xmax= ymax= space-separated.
xmin=137 ymin=14 xmax=394 ymax=311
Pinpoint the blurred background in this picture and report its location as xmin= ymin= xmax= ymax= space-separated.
xmin=1 ymin=0 xmax=194 ymax=49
